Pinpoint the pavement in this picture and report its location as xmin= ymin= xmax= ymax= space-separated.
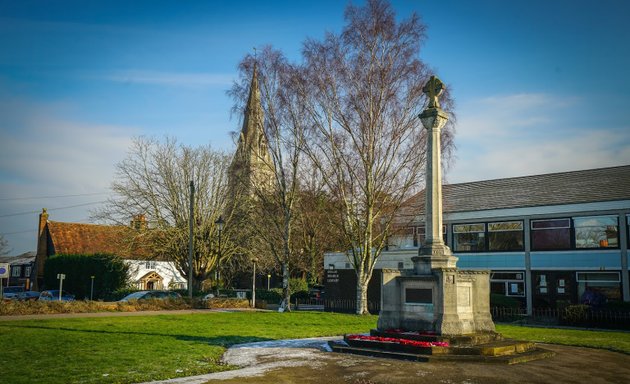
xmin=142 ymin=336 xmax=630 ymax=384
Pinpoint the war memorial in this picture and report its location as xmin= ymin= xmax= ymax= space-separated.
xmin=331 ymin=76 xmax=554 ymax=363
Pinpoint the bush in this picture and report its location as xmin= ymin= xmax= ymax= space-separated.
xmin=251 ymin=289 xmax=282 ymax=303
xmin=289 ymin=278 xmax=308 ymax=293
xmin=44 ymin=254 xmax=130 ymax=300
xmin=561 ymin=304 xmax=590 ymax=325
xmin=490 ymin=293 xmax=521 ymax=308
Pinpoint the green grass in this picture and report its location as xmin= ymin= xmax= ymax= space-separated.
xmin=497 ymin=324 xmax=630 ymax=355
xmin=2 ymin=312 xmax=629 ymax=384
xmin=0 ymin=312 xmax=377 ymax=384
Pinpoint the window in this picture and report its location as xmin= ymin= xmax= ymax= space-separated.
xmin=531 ymin=218 xmax=571 ymax=250
xmin=11 ymin=266 xmax=21 ymax=277
xmin=416 ymin=225 xmax=447 ymax=248
xmin=577 ymin=272 xmax=621 ymax=303
xmin=145 ymin=260 xmax=157 ymax=269
xmin=488 ymin=221 xmax=524 ymax=251
xmin=574 ymin=215 xmax=618 ymax=249
xmin=24 ymin=266 xmax=31 ymax=277
xmin=453 ymin=223 xmax=486 ymax=252
xmin=389 ymin=227 xmax=415 ymax=249
xmin=490 ymin=271 xmax=525 ymax=297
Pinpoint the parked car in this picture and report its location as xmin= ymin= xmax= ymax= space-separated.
xmin=118 ymin=290 xmax=182 ymax=302
xmin=16 ymin=291 xmax=40 ymax=301
xmin=309 ymin=285 xmax=325 ymax=299
xmin=2 ymin=286 xmax=25 ymax=300
xmin=39 ymin=290 xmax=75 ymax=301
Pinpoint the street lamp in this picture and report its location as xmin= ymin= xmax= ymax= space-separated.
xmin=252 ymin=258 xmax=258 ymax=309
xmin=90 ymin=276 xmax=95 ymax=301
xmin=215 ymin=215 xmax=224 ymax=296
xmin=267 ymin=274 xmax=271 ymax=290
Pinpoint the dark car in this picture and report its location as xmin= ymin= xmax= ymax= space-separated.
xmin=16 ymin=291 xmax=40 ymax=301
xmin=39 ymin=290 xmax=75 ymax=301
xmin=2 ymin=286 xmax=25 ymax=300
xmin=118 ymin=290 xmax=182 ymax=302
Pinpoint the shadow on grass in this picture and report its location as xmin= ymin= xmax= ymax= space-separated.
xmin=0 ymin=323 xmax=272 ymax=347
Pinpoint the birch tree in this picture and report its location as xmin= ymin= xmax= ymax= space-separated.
xmin=300 ymin=0 xmax=455 ymax=314
xmin=229 ymin=47 xmax=308 ymax=310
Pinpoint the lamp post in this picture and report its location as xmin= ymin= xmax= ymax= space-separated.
xmin=252 ymin=258 xmax=258 ymax=309
xmin=90 ymin=275 xmax=95 ymax=301
xmin=57 ymin=273 xmax=65 ymax=301
xmin=267 ymin=274 xmax=271 ymax=290
xmin=215 ymin=215 xmax=224 ymax=296
xmin=188 ymin=181 xmax=194 ymax=299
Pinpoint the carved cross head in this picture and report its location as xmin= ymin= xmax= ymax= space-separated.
xmin=423 ymin=75 xmax=445 ymax=109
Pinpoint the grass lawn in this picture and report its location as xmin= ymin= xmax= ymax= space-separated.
xmin=0 ymin=311 xmax=377 ymax=384
xmin=497 ymin=324 xmax=630 ymax=355
xmin=1 ymin=312 xmax=629 ymax=384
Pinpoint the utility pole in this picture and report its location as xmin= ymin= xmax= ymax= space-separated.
xmin=188 ymin=180 xmax=194 ymax=299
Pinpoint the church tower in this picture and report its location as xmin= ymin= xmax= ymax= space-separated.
xmin=228 ymin=64 xmax=274 ymax=198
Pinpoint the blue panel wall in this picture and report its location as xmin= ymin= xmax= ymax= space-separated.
xmin=530 ymin=251 xmax=621 ymax=269
xmin=456 ymin=253 xmax=525 ymax=269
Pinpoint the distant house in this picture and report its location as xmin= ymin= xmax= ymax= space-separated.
xmin=0 ymin=252 xmax=36 ymax=289
xmin=32 ymin=209 xmax=186 ymax=291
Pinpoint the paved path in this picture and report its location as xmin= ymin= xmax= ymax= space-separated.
xmin=141 ymin=337 xmax=630 ymax=384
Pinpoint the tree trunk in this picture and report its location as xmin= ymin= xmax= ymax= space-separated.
xmin=281 ymin=262 xmax=291 ymax=312
xmin=356 ymin=275 xmax=370 ymax=315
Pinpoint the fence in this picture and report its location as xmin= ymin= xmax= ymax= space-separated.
xmin=491 ymin=306 xmax=630 ymax=330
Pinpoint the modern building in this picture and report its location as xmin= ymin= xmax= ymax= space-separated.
xmin=32 ymin=209 xmax=186 ymax=292
xmin=324 ymin=165 xmax=630 ymax=313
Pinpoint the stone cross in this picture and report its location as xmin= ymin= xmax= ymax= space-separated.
xmin=423 ymin=75 xmax=444 ymax=109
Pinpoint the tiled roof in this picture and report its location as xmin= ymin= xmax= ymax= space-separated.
xmin=47 ymin=221 xmax=151 ymax=259
xmin=403 ymin=165 xmax=630 ymax=217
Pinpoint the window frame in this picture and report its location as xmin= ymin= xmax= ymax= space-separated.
xmin=573 ymin=215 xmax=619 ymax=250
xmin=530 ymin=218 xmax=573 ymax=251
xmin=451 ymin=220 xmax=525 ymax=253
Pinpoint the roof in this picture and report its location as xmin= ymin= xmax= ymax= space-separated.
xmin=46 ymin=221 xmax=151 ymax=259
xmin=403 ymin=165 xmax=630 ymax=217
xmin=0 ymin=252 xmax=36 ymax=265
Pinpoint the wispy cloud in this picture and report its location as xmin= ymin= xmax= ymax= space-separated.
xmin=447 ymin=92 xmax=630 ymax=183
xmin=0 ymin=97 xmax=137 ymax=253
xmin=106 ymin=70 xmax=235 ymax=88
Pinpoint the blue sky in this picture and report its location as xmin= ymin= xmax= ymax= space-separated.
xmin=1 ymin=0 xmax=629 ymax=255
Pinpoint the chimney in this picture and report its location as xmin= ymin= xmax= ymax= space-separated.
xmin=33 ymin=208 xmax=50 ymax=291
xmin=131 ymin=214 xmax=147 ymax=230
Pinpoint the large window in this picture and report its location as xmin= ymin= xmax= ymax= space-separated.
xmin=531 ymin=218 xmax=571 ymax=250
xmin=574 ymin=215 xmax=618 ymax=249
xmin=488 ymin=221 xmax=524 ymax=251
xmin=11 ymin=266 xmax=21 ymax=277
xmin=453 ymin=223 xmax=486 ymax=252
xmin=490 ymin=271 xmax=525 ymax=297
xmin=577 ymin=272 xmax=621 ymax=303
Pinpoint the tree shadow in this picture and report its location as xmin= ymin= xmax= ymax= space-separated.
xmin=0 ymin=323 xmax=272 ymax=347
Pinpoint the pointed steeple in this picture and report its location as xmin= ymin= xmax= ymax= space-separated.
xmin=228 ymin=63 xmax=274 ymax=199
xmin=240 ymin=63 xmax=263 ymax=138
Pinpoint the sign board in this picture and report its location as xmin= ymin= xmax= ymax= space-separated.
xmin=0 ymin=263 xmax=9 ymax=278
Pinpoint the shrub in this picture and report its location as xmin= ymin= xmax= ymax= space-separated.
xmin=490 ymin=293 xmax=521 ymax=308
xmin=289 ymin=278 xmax=308 ymax=293
xmin=561 ymin=304 xmax=590 ymax=325
xmin=44 ymin=254 xmax=130 ymax=300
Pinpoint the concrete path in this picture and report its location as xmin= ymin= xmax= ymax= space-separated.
xmin=141 ymin=337 xmax=630 ymax=384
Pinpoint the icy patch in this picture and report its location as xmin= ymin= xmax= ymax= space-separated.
xmin=140 ymin=336 xmax=342 ymax=383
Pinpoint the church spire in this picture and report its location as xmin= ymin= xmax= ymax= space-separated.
xmin=241 ymin=63 xmax=263 ymax=137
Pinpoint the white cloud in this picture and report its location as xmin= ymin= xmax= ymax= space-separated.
xmin=0 ymin=97 xmax=137 ymax=254
xmin=106 ymin=70 xmax=235 ymax=88
xmin=446 ymin=92 xmax=630 ymax=183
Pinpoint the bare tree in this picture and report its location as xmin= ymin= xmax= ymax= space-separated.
xmin=299 ymin=0 xmax=455 ymax=314
xmin=229 ymin=47 xmax=309 ymax=311
xmin=94 ymin=136 xmax=236 ymax=291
